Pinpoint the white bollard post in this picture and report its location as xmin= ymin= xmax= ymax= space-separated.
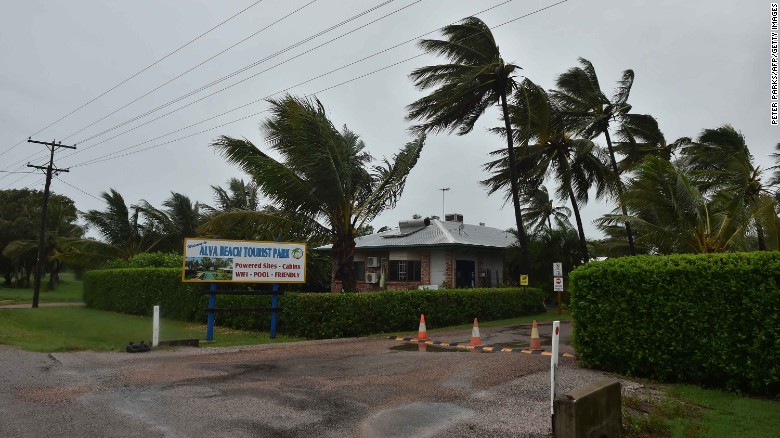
xmin=152 ymin=305 xmax=160 ymax=348
xmin=550 ymin=320 xmax=560 ymax=418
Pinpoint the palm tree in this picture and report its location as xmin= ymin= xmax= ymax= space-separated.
xmin=405 ymin=16 xmax=531 ymax=277
xmin=81 ymin=189 xmax=161 ymax=259
xmin=200 ymin=95 xmax=425 ymax=292
xmin=521 ymin=186 xmax=572 ymax=234
xmin=680 ymin=125 xmax=777 ymax=250
xmin=140 ymin=192 xmax=203 ymax=252
xmin=598 ymin=155 xmax=771 ymax=253
xmin=483 ymin=79 xmax=611 ymax=263
xmin=551 ymin=58 xmax=664 ymax=255
xmin=202 ymin=178 xmax=260 ymax=214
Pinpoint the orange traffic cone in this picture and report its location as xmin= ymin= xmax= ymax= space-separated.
xmin=529 ymin=319 xmax=542 ymax=351
xmin=417 ymin=314 xmax=429 ymax=340
xmin=470 ymin=318 xmax=482 ymax=346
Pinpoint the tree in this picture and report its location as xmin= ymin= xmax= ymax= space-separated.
xmin=0 ymin=190 xmax=81 ymax=288
xmin=680 ymin=125 xmax=777 ymax=250
xmin=140 ymin=192 xmax=203 ymax=252
xmin=483 ymin=79 xmax=611 ymax=263
xmin=598 ymin=155 xmax=770 ymax=253
xmin=202 ymin=178 xmax=260 ymax=214
xmin=521 ymin=186 xmax=572 ymax=234
xmin=201 ymin=95 xmax=425 ymax=292
xmin=551 ymin=58 xmax=664 ymax=255
xmin=406 ymin=16 xmax=531 ymax=276
xmin=80 ymin=189 xmax=161 ymax=260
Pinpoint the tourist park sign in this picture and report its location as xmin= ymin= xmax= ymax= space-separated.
xmin=182 ymin=238 xmax=306 ymax=283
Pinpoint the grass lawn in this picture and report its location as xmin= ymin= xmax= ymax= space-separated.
xmin=624 ymin=383 xmax=780 ymax=437
xmin=0 ymin=307 xmax=303 ymax=352
xmin=0 ymin=272 xmax=84 ymax=305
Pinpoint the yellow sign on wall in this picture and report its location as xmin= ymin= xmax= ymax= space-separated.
xmin=520 ymin=274 xmax=529 ymax=286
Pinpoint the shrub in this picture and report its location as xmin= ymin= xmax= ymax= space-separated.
xmin=84 ymin=268 xmax=544 ymax=339
xmin=105 ymin=252 xmax=183 ymax=269
xmin=569 ymin=252 xmax=780 ymax=397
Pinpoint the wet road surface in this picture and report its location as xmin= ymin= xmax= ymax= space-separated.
xmin=0 ymin=322 xmax=613 ymax=437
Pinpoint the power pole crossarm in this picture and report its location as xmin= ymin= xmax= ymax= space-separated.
xmin=26 ymin=138 xmax=76 ymax=308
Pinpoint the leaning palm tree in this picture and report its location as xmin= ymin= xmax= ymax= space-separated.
xmin=406 ymin=16 xmax=531 ymax=276
xmin=521 ymin=186 xmax=572 ymax=234
xmin=483 ymin=79 xmax=611 ymax=263
xmin=81 ymin=189 xmax=161 ymax=258
xmin=551 ymin=58 xmax=664 ymax=255
xmin=598 ymin=155 xmax=769 ymax=253
xmin=139 ymin=192 xmax=203 ymax=252
xmin=680 ymin=125 xmax=777 ymax=250
xmin=200 ymin=95 xmax=425 ymax=292
xmin=202 ymin=178 xmax=260 ymax=214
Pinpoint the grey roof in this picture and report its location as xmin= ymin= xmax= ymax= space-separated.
xmin=317 ymin=220 xmax=517 ymax=250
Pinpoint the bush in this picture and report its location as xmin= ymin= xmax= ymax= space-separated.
xmin=105 ymin=252 xmax=183 ymax=269
xmin=84 ymin=268 xmax=544 ymax=339
xmin=569 ymin=252 xmax=780 ymax=397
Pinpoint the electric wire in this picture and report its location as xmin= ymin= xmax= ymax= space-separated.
xmin=72 ymin=0 xmax=569 ymax=168
xmin=0 ymin=0 xmax=404 ymax=177
xmin=0 ymin=0 xmax=267 ymax=158
xmin=5 ymin=0 xmax=568 ymax=190
xmin=54 ymin=176 xmax=103 ymax=201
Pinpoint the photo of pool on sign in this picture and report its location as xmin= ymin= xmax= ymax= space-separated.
xmin=184 ymin=256 xmax=233 ymax=280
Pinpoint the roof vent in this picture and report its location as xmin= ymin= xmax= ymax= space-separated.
xmin=479 ymin=222 xmax=485 ymax=226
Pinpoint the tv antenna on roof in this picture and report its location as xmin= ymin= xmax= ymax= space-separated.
xmin=439 ymin=187 xmax=450 ymax=219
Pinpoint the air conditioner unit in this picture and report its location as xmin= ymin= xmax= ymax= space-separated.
xmin=366 ymin=257 xmax=380 ymax=268
xmin=365 ymin=272 xmax=379 ymax=284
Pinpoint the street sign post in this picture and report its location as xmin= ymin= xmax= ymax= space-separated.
xmin=553 ymin=276 xmax=563 ymax=314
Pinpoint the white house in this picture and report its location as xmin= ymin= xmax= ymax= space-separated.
xmin=319 ymin=215 xmax=517 ymax=292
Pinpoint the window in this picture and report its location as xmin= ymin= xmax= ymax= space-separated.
xmin=353 ymin=261 xmax=366 ymax=281
xmin=389 ymin=260 xmax=421 ymax=281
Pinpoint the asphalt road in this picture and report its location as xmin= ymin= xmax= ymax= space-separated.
xmin=0 ymin=322 xmax=618 ymax=437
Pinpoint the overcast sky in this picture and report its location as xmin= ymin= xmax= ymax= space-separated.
xmin=0 ymin=0 xmax=773 ymax=239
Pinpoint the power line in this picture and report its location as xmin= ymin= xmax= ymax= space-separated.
xmin=61 ymin=0 xmax=323 ymax=143
xmin=1 ymin=0 xmax=407 ymax=177
xmin=5 ymin=0 xmax=568 ymax=186
xmin=65 ymin=0 xmax=566 ymax=170
xmin=0 ymin=0 xmax=267 ymax=158
xmin=65 ymin=0 xmax=402 ymax=145
xmin=58 ymin=0 xmax=423 ymax=166
xmin=54 ymin=175 xmax=102 ymax=202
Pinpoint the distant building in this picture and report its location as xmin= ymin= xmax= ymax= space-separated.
xmin=317 ymin=215 xmax=516 ymax=292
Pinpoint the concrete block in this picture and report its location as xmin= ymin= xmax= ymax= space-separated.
xmin=553 ymin=379 xmax=621 ymax=438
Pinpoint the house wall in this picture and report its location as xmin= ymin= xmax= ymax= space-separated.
xmin=429 ymin=249 xmax=446 ymax=287
xmin=330 ymin=247 xmax=505 ymax=292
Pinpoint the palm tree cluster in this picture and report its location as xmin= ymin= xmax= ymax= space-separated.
xmin=408 ymin=16 xmax=780 ymax=280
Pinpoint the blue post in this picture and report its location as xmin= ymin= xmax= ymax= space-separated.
xmin=270 ymin=236 xmax=281 ymax=339
xmin=207 ymin=282 xmax=216 ymax=341
xmin=270 ymin=283 xmax=279 ymax=339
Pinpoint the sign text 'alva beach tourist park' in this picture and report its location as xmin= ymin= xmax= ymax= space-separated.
xmin=182 ymin=238 xmax=306 ymax=283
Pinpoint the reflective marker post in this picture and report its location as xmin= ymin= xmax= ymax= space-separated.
xmin=152 ymin=305 xmax=160 ymax=348
xmin=550 ymin=320 xmax=560 ymax=429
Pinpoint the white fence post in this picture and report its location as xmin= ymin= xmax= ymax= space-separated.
xmin=550 ymin=320 xmax=560 ymax=418
xmin=152 ymin=305 xmax=160 ymax=348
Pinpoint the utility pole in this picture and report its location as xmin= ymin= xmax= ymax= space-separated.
xmin=27 ymin=138 xmax=76 ymax=308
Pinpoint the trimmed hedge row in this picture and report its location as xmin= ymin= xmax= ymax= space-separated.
xmin=569 ymin=252 xmax=780 ymax=397
xmin=84 ymin=268 xmax=545 ymax=339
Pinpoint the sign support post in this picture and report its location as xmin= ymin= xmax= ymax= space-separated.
xmin=270 ymin=237 xmax=281 ymax=339
xmin=207 ymin=283 xmax=216 ymax=341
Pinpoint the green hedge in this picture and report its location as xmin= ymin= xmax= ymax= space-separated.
xmin=569 ymin=252 xmax=780 ymax=397
xmin=83 ymin=268 xmax=544 ymax=339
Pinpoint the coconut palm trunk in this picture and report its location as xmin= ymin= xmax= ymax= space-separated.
xmin=499 ymin=86 xmax=531 ymax=275
xmin=603 ymin=130 xmax=637 ymax=255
